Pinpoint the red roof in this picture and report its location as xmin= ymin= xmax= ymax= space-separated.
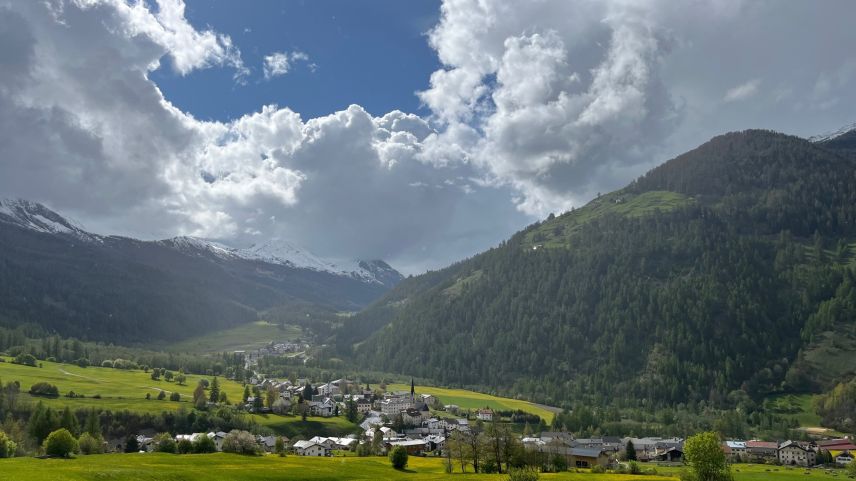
xmin=746 ymin=441 xmax=778 ymax=449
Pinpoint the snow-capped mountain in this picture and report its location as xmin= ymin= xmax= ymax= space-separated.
xmin=0 ymin=198 xmax=403 ymax=343
xmin=808 ymin=122 xmax=856 ymax=143
xmin=0 ymin=198 xmax=96 ymax=240
xmin=161 ymin=236 xmax=403 ymax=287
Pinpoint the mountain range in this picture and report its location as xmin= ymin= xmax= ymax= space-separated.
xmin=0 ymin=199 xmax=402 ymax=343
xmin=335 ymin=127 xmax=856 ymax=409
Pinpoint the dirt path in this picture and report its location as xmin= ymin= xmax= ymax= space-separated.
xmin=57 ymin=368 xmax=103 ymax=383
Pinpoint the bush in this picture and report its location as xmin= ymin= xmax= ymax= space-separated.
xmin=157 ymin=390 xmax=166 ymax=400
xmin=44 ymin=428 xmax=78 ymax=458
xmin=29 ymin=382 xmax=59 ymax=397
xmin=222 ymin=430 xmax=260 ymax=455
xmin=45 ymin=357 xmax=56 ymax=363
xmin=193 ymin=434 xmax=217 ymax=454
xmin=552 ymin=453 xmax=568 ymax=472
xmin=78 ymin=432 xmax=104 ymax=455
xmin=508 ymin=467 xmax=540 ymax=481
xmin=75 ymin=358 xmax=89 ymax=368
xmin=592 ymin=465 xmax=606 ymax=473
xmin=153 ymin=433 xmax=177 ymax=453
xmin=170 ymin=392 xmax=181 ymax=402
xmin=13 ymin=353 xmax=37 ymax=367
xmin=101 ymin=360 xmax=114 ymax=368
xmin=0 ymin=430 xmax=18 ymax=458
xmin=389 ymin=445 xmax=408 ymax=469
xmin=628 ymin=461 xmax=642 ymax=474
xmin=177 ymin=439 xmax=193 ymax=454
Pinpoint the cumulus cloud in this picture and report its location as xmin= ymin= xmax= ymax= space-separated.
xmin=263 ymin=50 xmax=310 ymax=79
xmin=2 ymin=0 xmax=856 ymax=272
xmin=724 ymin=79 xmax=761 ymax=102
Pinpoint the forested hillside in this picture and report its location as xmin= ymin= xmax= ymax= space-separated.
xmin=341 ymin=130 xmax=856 ymax=409
xmin=0 ymin=206 xmax=400 ymax=344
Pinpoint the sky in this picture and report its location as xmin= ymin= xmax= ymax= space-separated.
xmin=1 ymin=0 xmax=855 ymax=274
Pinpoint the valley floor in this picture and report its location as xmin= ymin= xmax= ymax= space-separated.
xmin=0 ymin=455 xmax=849 ymax=481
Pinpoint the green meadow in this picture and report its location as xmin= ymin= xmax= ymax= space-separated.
xmin=162 ymin=320 xmax=303 ymax=354
xmin=0 ymin=453 xmax=676 ymax=481
xmin=2 ymin=455 xmax=851 ymax=481
xmin=387 ymin=383 xmax=558 ymax=423
xmin=0 ymin=357 xmax=357 ymax=437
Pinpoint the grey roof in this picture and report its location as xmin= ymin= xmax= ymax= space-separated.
xmin=571 ymin=448 xmax=605 ymax=458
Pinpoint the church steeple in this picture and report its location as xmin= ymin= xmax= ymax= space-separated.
xmin=410 ymin=378 xmax=415 ymax=401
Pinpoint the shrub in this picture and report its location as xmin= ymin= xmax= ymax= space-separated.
xmin=177 ymin=439 xmax=193 ymax=454
xmin=0 ymin=430 xmax=18 ymax=458
xmin=44 ymin=428 xmax=78 ymax=458
xmin=75 ymin=358 xmax=89 ymax=368
xmin=153 ymin=433 xmax=177 ymax=453
xmin=508 ymin=467 xmax=540 ymax=481
xmin=13 ymin=353 xmax=37 ymax=367
xmin=552 ymin=453 xmax=568 ymax=472
xmin=628 ymin=461 xmax=642 ymax=474
xmin=193 ymin=434 xmax=217 ymax=454
xmin=124 ymin=436 xmax=140 ymax=453
xmin=592 ymin=465 xmax=606 ymax=473
xmin=100 ymin=360 xmax=114 ymax=368
xmin=222 ymin=430 xmax=260 ymax=455
xmin=389 ymin=445 xmax=408 ymax=469
xmin=157 ymin=390 xmax=166 ymax=400
xmin=170 ymin=392 xmax=181 ymax=402
xmin=29 ymin=382 xmax=59 ymax=397
xmin=78 ymin=432 xmax=104 ymax=455
xmin=45 ymin=357 xmax=56 ymax=363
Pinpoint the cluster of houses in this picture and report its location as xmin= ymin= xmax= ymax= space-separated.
xmin=522 ymin=434 xmax=684 ymax=468
xmin=723 ymin=438 xmax=856 ymax=467
xmin=236 ymin=341 xmax=309 ymax=369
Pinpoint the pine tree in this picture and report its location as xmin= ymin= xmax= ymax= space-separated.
xmin=59 ymin=407 xmax=79 ymax=436
xmin=626 ymin=440 xmax=637 ymax=461
xmin=209 ymin=377 xmax=220 ymax=404
xmin=84 ymin=409 xmax=101 ymax=437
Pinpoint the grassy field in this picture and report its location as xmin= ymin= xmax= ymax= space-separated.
xmin=0 ymin=356 xmax=357 ymax=437
xmin=387 ymin=383 xmax=558 ymax=423
xmin=3 ymin=455 xmax=852 ymax=481
xmin=524 ymin=190 xmax=694 ymax=249
xmin=162 ymin=321 xmax=303 ymax=354
xmin=0 ymin=453 xmax=678 ymax=481
xmin=763 ymin=393 xmax=821 ymax=427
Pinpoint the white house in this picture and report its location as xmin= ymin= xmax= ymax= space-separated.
xmin=309 ymin=398 xmax=336 ymax=417
xmin=380 ymin=396 xmax=413 ymax=416
xmin=778 ymin=441 xmax=816 ymax=466
xmin=308 ymin=436 xmax=337 ymax=450
xmin=476 ymin=409 xmax=494 ymax=422
xmin=835 ymin=451 xmax=853 ymax=466
xmin=293 ymin=440 xmax=330 ymax=457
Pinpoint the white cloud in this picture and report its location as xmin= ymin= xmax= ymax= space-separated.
xmin=724 ymin=79 xmax=761 ymax=102
xmin=263 ymin=50 xmax=310 ymax=79
xmin=2 ymin=0 xmax=856 ymax=272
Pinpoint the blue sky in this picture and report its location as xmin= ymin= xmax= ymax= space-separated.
xmin=151 ymin=0 xmax=441 ymax=122
xmin=3 ymin=0 xmax=856 ymax=273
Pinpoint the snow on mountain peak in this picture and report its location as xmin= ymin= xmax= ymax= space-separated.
xmin=808 ymin=121 xmax=856 ymax=143
xmin=163 ymin=236 xmax=402 ymax=286
xmin=0 ymin=198 xmax=94 ymax=239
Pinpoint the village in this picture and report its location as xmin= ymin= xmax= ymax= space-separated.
xmin=123 ymin=373 xmax=856 ymax=471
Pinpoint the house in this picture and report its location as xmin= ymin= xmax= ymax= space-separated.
xmin=818 ymin=438 xmax=856 ymax=458
xmin=356 ymin=398 xmax=373 ymax=413
xmin=778 ymin=441 xmax=817 ymax=466
xmin=309 ymin=398 xmax=336 ymax=417
xmin=745 ymin=440 xmax=779 ymax=463
xmin=655 ymin=447 xmax=683 ymax=462
xmin=420 ymin=393 xmax=437 ymax=406
xmin=385 ymin=439 xmax=427 ymax=455
xmin=293 ymin=440 xmax=330 ymax=457
xmin=328 ymin=437 xmax=358 ymax=451
xmin=571 ymin=448 xmax=610 ymax=468
xmin=213 ymin=432 xmax=228 ymax=451
xmin=308 ymin=436 xmax=337 ymax=450
xmin=724 ymin=441 xmax=746 ymax=462
xmin=380 ymin=396 xmax=413 ymax=416
xmin=476 ymin=408 xmax=494 ymax=422
xmin=835 ymin=451 xmax=853 ymax=466
xmin=257 ymin=435 xmax=278 ymax=453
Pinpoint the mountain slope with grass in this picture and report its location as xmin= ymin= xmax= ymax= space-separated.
xmin=339 ymin=129 xmax=856 ymax=409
